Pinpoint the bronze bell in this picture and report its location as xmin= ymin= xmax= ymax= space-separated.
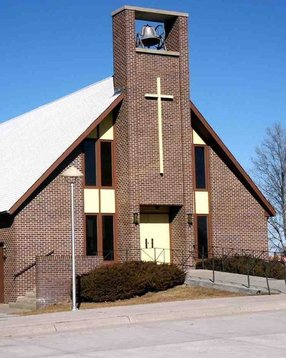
xmin=140 ymin=25 xmax=161 ymax=48
xmin=136 ymin=24 xmax=166 ymax=50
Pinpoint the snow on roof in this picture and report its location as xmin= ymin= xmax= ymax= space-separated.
xmin=0 ymin=76 xmax=119 ymax=213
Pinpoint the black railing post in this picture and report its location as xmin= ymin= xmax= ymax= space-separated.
xmin=222 ymin=248 xmax=224 ymax=272
xmin=252 ymin=250 xmax=255 ymax=275
xmin=76 ymin=274 xmax=81 ymax=308
xmin=247 ymin=256 xmax=250 ymax=288
xmin=284 ymin=261 xmax=286 ymax=286
xmin=202 ymin=246 xmax=205 ymax=269
xmin=212 ymin=247 xmax=215 ymax=283
xmin=192 ymin=246 xmax=196 ymax=268
xmin=266 ymin=261 xmax=271 ymax=295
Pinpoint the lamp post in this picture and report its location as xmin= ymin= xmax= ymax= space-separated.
xmin=61 ymin=165 xmax=83 ymax=311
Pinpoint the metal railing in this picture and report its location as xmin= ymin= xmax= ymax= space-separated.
xmin=20 ymin=245 xmax=284 ymax=295
xmin=14 ymin=249 xmax=54 ymax=280
xmin=195 ymin=245 xmax=286 ymax=294
xmin=94 ymin=245 xmax=286 ymax=295
xmin=96 ymin=247 xmax=197 ymax=268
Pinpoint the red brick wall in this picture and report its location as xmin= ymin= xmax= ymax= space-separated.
xmin=0 ymin=216 xmax=16 ymax=302
xmin=2 ymin=148 xmax=86 ymax=302
xmin=113 ymin=10 xmax=136 ymax=257
xmin=209 ymin=149 xmax=268 ymax=252
xmin=36 ymin=255 xmax=103 ymax=307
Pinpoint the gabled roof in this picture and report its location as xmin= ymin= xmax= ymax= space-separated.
xmin=0 ymin=78 xmax=274 ymax=217
xmin=190 ymin=101 xmax=275 ymax=217
xmin=0 ymin=77 xmax=122 ymax=214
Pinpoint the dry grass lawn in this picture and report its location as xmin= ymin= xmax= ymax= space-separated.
xmin=24 ymin=285 xmax=242 ymax=316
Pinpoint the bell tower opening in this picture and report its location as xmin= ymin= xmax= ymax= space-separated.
xmin=132 ymin=8 xmax=183 ymax=53
xmin=135 ymin=20 xmax=166 ymax=50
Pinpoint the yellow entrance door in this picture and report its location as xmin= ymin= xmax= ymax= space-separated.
xmin=139 ymin=213 xmax=170 ymax=263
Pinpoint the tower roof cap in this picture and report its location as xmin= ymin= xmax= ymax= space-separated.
xmin=112 ymin=5 xmax=188 ymax=21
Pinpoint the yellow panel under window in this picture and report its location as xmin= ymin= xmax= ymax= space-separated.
xmin=84 ymin=189 xmax=99 ymax=213
xmin=195 ymin=191 xmax=209 ymax=214
xmin=100 ymin=189 xmax=115 ymax=213
xmin=99 ymin=114 xmax=113 ymax=140
xmin=193 ymin=130 xmax=206 ymax=145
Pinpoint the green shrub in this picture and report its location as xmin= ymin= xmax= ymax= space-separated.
xmin=79 ymin=261 xmax=186 ymax=302
xmin=196 ymin=255 xmax=285 ymax=279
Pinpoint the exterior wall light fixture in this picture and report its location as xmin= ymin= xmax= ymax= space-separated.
xmin=187 ymin=212 xmax=193 ymax=226
xmin=133 ymin=213 xmax=139 ymax=225
xmin=0 ymin=243 xmax=6 ymax=260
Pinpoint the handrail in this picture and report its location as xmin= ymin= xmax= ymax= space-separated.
xmin=193 ymin=245 xmax=285 ymax=292
xmin=14 ymin=250 xmax=54 ymax=280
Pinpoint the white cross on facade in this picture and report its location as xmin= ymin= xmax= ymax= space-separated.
xmin=145 ymin=77 xmax=173 ymax=175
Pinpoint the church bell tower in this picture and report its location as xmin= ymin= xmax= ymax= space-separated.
xmin=112 ymin=6 xmax=194 ymax=262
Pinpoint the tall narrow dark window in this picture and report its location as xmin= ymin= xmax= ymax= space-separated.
xmin=195 ymin=146 xmax=206 ymax=189
xmin=102 ymin=216 xmax=114 ymax=260
xmin=101 ymin=142 xmax=112 ymax=186
xmin=84 ymin=139 xmax=96 ymax=186
xmin=197 ymin=216 xmax=208 ymax=258
xmin=86 ymin=216 xmax=97 ymax=256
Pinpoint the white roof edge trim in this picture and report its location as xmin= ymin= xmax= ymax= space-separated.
xmin=0 ymin=76 xmax=115 ymax=127
xmin=0 ymin=76 xmax=120 ymax=213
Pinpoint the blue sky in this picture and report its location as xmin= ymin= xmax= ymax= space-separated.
xmin=0 ymin=0 xmax=285 ymax=172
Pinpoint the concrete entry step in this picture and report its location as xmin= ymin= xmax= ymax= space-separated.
xmin=9 ymin=288 xmax=36 ymax=311
xmin=185 ymin=269 xmax=286 ymax=295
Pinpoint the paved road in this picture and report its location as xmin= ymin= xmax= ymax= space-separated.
xmin=2 ymin=295 xmax=286 ymax=338
xmin=1 ymin=309 xmax=286 ymax=357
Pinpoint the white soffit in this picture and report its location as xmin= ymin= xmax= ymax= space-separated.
xmin=0 ymin=77 xmax=119 ymax=212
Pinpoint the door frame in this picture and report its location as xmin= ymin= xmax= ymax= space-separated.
xmin=139 ymin=211 xmax=171 ymax=263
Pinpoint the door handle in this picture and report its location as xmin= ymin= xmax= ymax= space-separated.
xmin=145 ymin=239 xmax=148 ymax=249
xmin=151 ymin=238 xmax=154 ymax=249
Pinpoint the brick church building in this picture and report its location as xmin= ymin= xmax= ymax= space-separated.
xmin=0 ymin=6 xmax=274 ymax=305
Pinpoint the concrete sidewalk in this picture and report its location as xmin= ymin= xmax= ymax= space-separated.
xmin=0 ymin=304 xmax=28 ymax=319
xmin=186 ymin=269 xmax=286 ymax=294
xmin=1 ymin=294 xmax=286 ymax=339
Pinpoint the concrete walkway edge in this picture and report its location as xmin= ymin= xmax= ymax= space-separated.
xmin=1 ymin=295 xmax=286 ymax=338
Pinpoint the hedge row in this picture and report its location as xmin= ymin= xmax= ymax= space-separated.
xmin=79 ymin=261 xmax=186 ymax=302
